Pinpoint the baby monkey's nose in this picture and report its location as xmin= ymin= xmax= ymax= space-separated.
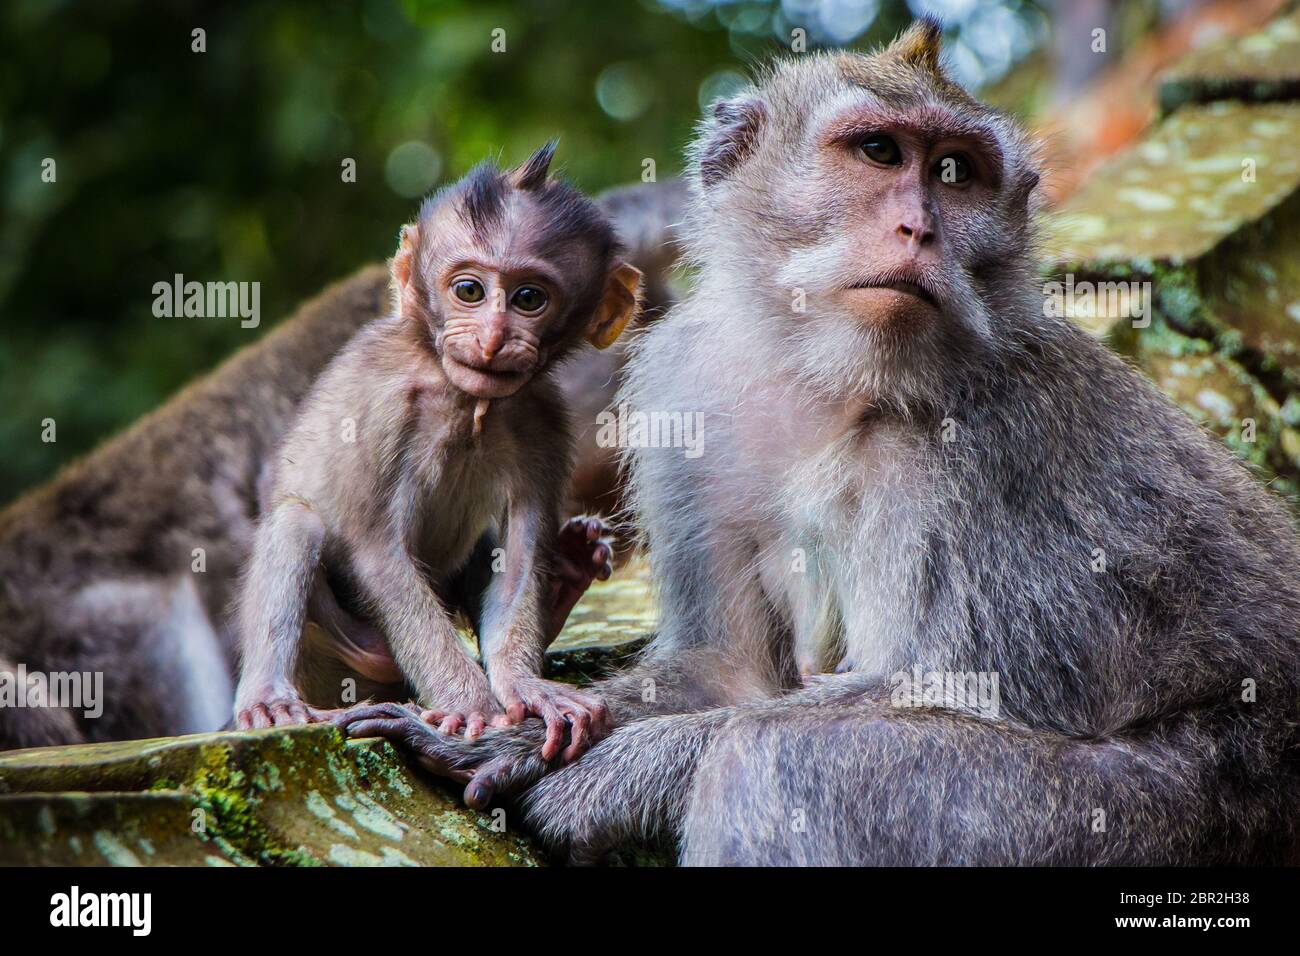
xmin=479 ymin=317 xmax=508 ymax=361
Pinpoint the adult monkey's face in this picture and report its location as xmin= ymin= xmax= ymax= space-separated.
xmin=686 ymin=18 xmax=1043 ymax=402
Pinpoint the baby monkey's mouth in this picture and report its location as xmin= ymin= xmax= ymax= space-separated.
xmin=442 ymin=354 xmax=533 ymax=399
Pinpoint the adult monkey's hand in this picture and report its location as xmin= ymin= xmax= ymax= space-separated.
xmin=332 ymin=702 xmax=554 ymax=809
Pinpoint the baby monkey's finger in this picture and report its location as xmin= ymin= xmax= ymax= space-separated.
xmin=561 ymin=706 xmax=591 ymax=763
xmin=438 ymin=714 xmax=465 ymax=736
xmin=535 ymin=700 xmax=566 ymax=762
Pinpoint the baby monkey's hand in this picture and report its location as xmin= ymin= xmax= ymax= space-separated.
xmin=419 ymin=686 xmax=506 ymax=742
xmin=234 ymin=683 xmax=312 ymax=729
xmin=489 ymin=676 xmax=611 ymax=763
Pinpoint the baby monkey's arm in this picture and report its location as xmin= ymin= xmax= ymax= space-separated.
xmin=234 ymin=497 xmax=327 ymax=728
xmin=468 ymin=488 xmax=612 ymax=763
xmin=353 ymin=536 xmax=501 ymax=733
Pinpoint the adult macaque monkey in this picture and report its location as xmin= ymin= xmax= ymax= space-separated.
xmin=338 ymin=20 xmax=1300 ymax=865
xmin=235 ymin=144 xmax=641 ymax=762
xmin=0 ymin=174 xmax=682 ymax=752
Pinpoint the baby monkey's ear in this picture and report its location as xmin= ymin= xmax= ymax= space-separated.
xmin=391 ymin=223 xmax=422 ymax=317
xmin=587 ymin=262 xmax=643 ymax=350
xmin=392 ymin=223 xmax=420 ymax=289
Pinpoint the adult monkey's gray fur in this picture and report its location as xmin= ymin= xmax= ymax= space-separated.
xmin=338 ymin=20 xmax=1300 ymax=865
xmin=0 ymin=177 xmax=686 ymax=751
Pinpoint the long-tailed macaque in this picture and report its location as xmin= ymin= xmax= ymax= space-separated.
xmin=0 ymin=175 xmax=683 ymax=752
xmin=337 ymin=21 xmax=1300 ymax=865
xmin=235 ymin=144 xmax=641 ymax=763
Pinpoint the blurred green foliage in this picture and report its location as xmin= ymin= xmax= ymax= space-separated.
xmin=0 ymin=0 xmax=940 ymax=502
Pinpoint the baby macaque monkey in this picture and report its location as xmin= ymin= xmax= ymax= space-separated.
xmin=234 ymin=143 xmax=642 ymax=762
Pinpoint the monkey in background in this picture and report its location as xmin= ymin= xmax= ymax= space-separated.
xmin=236 ymin=144 xmax=642 ymax=764
xmin=559 ymin=180 xmax=686 ymax=525
xmin=0 ymin=176 xmax=684 ymax=752
xmin=338 ymin=21 xmax=1300 ymax=865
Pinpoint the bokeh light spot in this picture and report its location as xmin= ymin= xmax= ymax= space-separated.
xmin=596 ymin=63 xmax=654 ymax=121
xmin=385 ymin=141 xmax=443 ymax=198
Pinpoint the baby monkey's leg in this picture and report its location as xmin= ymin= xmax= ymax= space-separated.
xmin=448 ymin=518 xmax=614 ymax=645
xmin=546 ymin=515 xmax=615 ymax=643
xmin=355 ymin=543 xmax=502 ymax=736
xmin=488 ymin=515 xmax=616 ymax=761
xmin=307 ymin=521 xmax=614 ymax=739
xmin=427 ymin=517 xmax=616 ymax=755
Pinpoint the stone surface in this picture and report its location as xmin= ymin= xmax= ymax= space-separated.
xmin=1110 ymin=317 xmax=1300 ymax=484
xmin=0 ymin=726 xmax=546 ymax=866
xmin=0 ymin=560 xmax=658 ymax=866
xmin=546 ymin=554 xmax=655 ymax=679
xmin=1159 ymin=11 xmax=1300 ymax=116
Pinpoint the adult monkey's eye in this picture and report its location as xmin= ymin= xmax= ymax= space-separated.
xmin=935 ymin=153 xmax=972 ymax=185
xmin=511 ymin=285 xmax=548 ymax=313
xmin=861 ymin=135 xmax=902 ymax=166
xmin=452 ymin=279 xmax=485 ymax=303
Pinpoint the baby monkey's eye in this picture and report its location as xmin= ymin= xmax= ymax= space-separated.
xmin=511 ymin=285 xmax=548 ymax=313
xmin=934 ymin=153 xmax=973 ymax=185
xmin=860 ymin=135 xmax=902 ymax=166
xmin=452 ymin=279 xmax=485 ymax=303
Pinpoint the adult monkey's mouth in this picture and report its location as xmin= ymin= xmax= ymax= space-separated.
xmin=846 ymin=277 xmax=939 ymax=307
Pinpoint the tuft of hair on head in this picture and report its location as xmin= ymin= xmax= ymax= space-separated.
xmin=460 ymin=161 xmax=508 ymax=234
xmin=886 ymin=16 xmax=944 ymax=73
xmin=511 ymin=139 xmax=558 ymax=191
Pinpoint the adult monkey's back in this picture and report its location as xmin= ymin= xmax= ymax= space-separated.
xmin=339 ymin=20 xmax=1300 ymax=865
xmin=0 ymin=178 xmax=685 ymax=751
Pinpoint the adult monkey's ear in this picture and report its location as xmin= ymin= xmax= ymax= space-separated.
xmin=588 ymin=262 xmax=643 ymax=350
xmin=698 ymin=95 xmax=767 ymax=189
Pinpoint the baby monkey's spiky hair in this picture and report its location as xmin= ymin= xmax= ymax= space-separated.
xmin=510 ymin=139 xmax=558 ymax=191
xmin=419 ymin=140 xmax=623 ymax=265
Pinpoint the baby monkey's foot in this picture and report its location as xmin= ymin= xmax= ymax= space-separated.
xmin=496 ymin=676 xmax=611 ymax=763
xmin=548 ymin=515 xmax=615 ymax=642
xmin=234 ymin=686 xmax=311 ymax=729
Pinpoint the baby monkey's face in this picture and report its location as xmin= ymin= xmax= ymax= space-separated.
xmin=434 ymin=242 xmax=564 ymax=399
xmin=392 ymin=147 xmax=643 ymax=402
